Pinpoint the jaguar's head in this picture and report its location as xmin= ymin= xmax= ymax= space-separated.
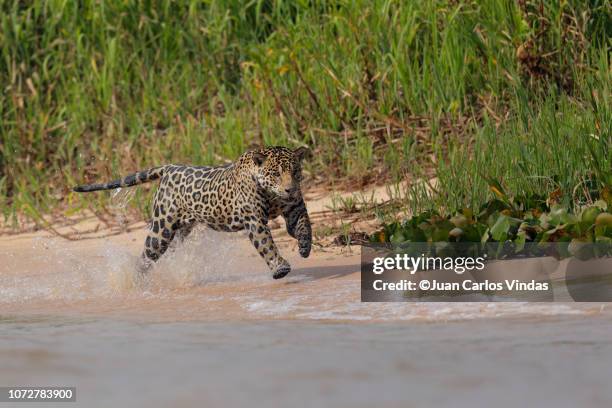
xmin=249 ymin=146 xmax=309 ymax=198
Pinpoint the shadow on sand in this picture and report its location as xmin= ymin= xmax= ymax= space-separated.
xmin=288 ymin=263 xmax=358 ymax=282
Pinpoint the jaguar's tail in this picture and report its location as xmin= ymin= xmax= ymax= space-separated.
xmin=73 ymin=166 xmax=166 ymax=193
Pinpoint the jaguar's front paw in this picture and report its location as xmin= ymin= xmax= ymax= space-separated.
xmin=298 ymin=239 xmax=311 ymax=258
xmin=273 ymin=262 xmax=291 ymax=279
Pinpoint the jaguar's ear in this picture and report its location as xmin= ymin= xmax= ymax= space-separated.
xmin=252 ymin=151 xmax=267 ymax=166
xmin=294 ymin=146 xmax=311 ymax=162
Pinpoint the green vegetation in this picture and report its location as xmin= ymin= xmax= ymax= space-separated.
xmin=371 ymin=180 xmax=612 ymax=259
xmin=0 ymin=0 xmax=610 ymax=229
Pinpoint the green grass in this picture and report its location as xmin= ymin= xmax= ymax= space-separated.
xmin=0 ymin=0 xmax=610 ymax=228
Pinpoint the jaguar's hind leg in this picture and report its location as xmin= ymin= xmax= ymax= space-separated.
xmin=138 ymin=212 xmax=182 ymax=273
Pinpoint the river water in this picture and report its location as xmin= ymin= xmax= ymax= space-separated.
xmin=1 ymin=228 xmax=611 ymax=407
xmin=2 ymin=315 xmax=612 ymax=407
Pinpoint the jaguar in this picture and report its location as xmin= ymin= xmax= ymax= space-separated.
xmin=73 ymin=146 xmax=312 ymax=279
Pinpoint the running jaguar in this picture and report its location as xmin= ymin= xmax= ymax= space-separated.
xmin=73 ymin=146 xmax=312 ymax=279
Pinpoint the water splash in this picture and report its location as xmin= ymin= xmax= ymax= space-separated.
xmin=0 ymin=228 xmax=267 ymax=304
xmin=109 ymin=187 xmax=137 ymax=228
xmin=146 ymin=228 xmax=269 ymax=290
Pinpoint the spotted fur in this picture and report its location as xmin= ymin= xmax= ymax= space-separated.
xmin=74 ymin=146 xmax=312 ymax=279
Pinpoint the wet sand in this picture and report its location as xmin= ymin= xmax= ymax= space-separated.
xmin=1 ymin=221 xmax=607 ymax=322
